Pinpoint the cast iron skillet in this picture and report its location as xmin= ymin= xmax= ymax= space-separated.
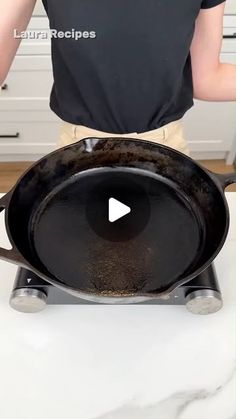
xmin=0 ymin=138 xmax=235 ymax=303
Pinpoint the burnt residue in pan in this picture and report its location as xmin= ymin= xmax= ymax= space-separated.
xmin=84 ymin=240 xmax=155 ymax=295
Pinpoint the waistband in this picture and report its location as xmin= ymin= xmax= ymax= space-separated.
xmin=61 ymin=118 xmax=183 ymax=141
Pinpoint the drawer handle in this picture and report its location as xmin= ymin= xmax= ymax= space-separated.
xmin=0 ymin=132 xmax=20 ymax=138
xmin=223 ymin=34 xmax=236 ymax=39
xmin=0 ymin=83 xmax=8 ymax=90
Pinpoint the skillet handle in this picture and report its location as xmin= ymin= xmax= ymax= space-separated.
xmin=0 ymin=192 xmax=27 ymax=266
xmin=214 ymin=172 xmax=236 ymax=189
xmin=208 ymin=170 xmax=236 ymax=190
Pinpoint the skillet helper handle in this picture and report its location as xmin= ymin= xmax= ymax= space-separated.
xmin=0 ymin=193 xmax=26 ymax=265
xmin=216 ymin=172 xmax=236 ymax=189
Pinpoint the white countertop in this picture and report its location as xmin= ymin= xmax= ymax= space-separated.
xmin=0 ymin=193 xmax=235 ymax=419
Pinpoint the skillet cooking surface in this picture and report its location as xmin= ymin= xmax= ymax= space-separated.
xmin=29 ymin=167 xmax=205 ymax=296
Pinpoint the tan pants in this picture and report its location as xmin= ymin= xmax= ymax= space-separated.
xmin=58 ymin=119 xmax=190 ymax=155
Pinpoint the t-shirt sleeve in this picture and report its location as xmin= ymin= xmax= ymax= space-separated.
xmin=201 ymin=0 xmax=225 ymax=9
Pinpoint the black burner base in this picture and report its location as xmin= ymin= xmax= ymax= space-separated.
xmin=10 ymin=265 xmax=223 ymax=314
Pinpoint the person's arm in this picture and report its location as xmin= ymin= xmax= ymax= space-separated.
xmin=190 ymin=2 xmax=236 ymax=101
xmin=0 ymin=0 xmax=36 ymax=85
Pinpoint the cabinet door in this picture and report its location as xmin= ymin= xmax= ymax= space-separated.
xmin=16 ymin=17 xmax=50 ymax=55
xmin=183 ymin=52 xmax=236 ymax=157
xmin=0 ymin=120 xmax=60 ymax=160
xmin=0 ymin=56 xmax=53 ymax=98
xmin=225 ymin=0 xmax=236 ymax=15
xmin=33 ymin=1 xmax=46 ymax=16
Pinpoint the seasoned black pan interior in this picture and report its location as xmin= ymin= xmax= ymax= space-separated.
xmin=29 ymin=168 xmax=205 ymax=294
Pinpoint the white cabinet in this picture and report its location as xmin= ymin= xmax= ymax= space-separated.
xmin=225 ymin=0 xmax=236 ymax=15
xmin=0 ymin=121 xmax=59 ymax=144
xmin=33 ymin=1 xmax=46 ymax=16
xmin=1 ymin=56 xmax=53 ymax=98
xmin=17 ymin=17 xmax=50 ymax=55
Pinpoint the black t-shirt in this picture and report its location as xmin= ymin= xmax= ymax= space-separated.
xmin=42 ymin=0 xmax=225 ymax=133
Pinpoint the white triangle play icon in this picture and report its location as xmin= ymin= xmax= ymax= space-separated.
xmin=108 ymin=198 xmax=131 ymax=223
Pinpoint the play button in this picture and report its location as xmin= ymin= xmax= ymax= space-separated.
xmin=109 ymin=198 xmax=131 ymax=223
xmin=86 ymin=168 xmax=151 ymax=242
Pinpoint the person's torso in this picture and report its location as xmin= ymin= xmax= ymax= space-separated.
xmin=42 ymin=0 xmax=204 ymax=133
